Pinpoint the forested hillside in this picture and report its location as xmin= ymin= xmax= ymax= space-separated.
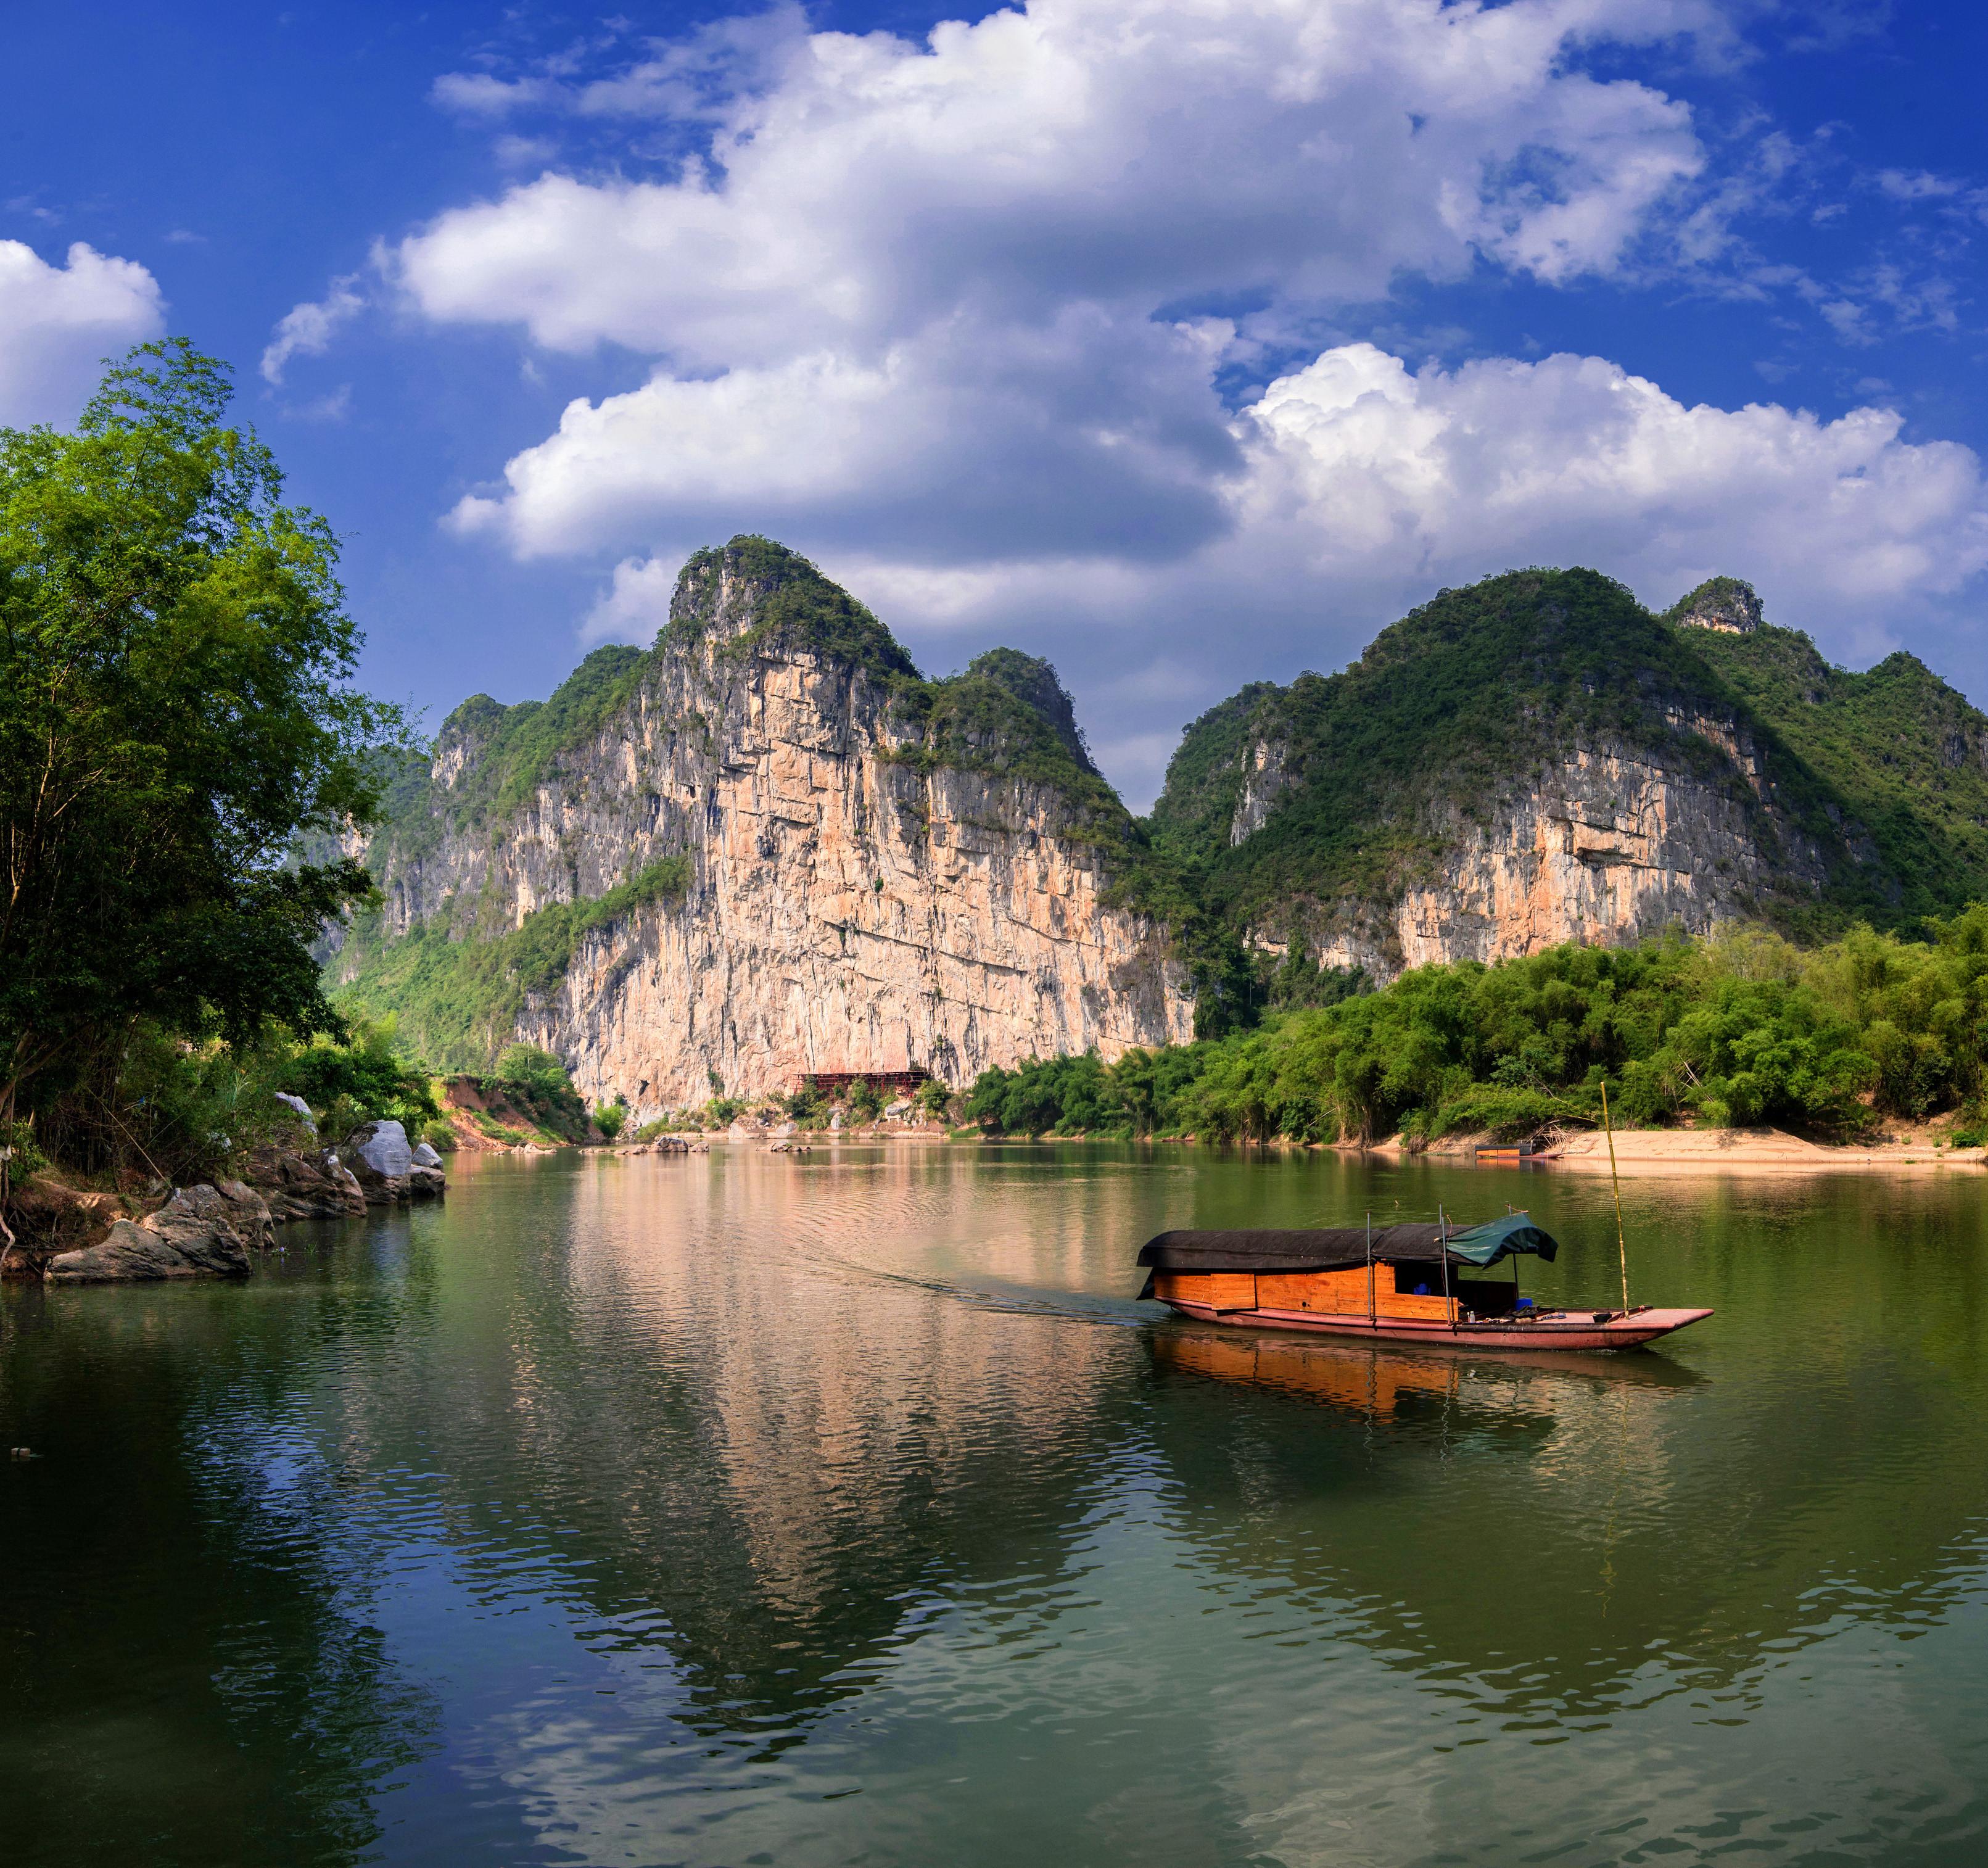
xmin=329 ymin=550 xmax=1988 ymax=1094
xmin=1149 ymin=570 xmax=1988 ymax=978
xmin=966 ymin=912 xmax=1988 ymax=1146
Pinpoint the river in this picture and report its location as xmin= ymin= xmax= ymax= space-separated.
xmin=4 ymin=1145 xmax=1986 ymax=1866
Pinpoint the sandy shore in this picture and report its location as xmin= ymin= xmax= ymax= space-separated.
xmin=625 ymin=1123 xmax=1986 ymax=1173
xmin=1532 ymin=1126 xmax=1985 ymax=1175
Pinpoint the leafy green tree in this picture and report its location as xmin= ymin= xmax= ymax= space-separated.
xmin=783 ymin=1082 xmax=827 ymax=1125
xmin=495 ymin=1043 xmax=570 ymax=1097
xmin=592 ymin=1101 xmax=628 ymax=1143
xmin=490 ymin=1044 xmax=591 ymax=1143
xmin=0 ymin=342 xmax=404 ymax=1191
xmin=280 ymin=1017 xmax=439 ymax=1131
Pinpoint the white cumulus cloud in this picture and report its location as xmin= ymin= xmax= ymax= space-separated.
xmin=379 ymin=0 xmax=1988 ymax=808
xmin=1234 ymin=344 xmax=1988 ymax=619
xmin=0 ymin=240 xmax=164 ymax=426
xmin=409 ymin=0 xmax=1718 ymax=581
xmin=261 ymin=276 xmax=366 ymax=386
xmin=397 ymin=0 xmax=1707 ymax=368
xmin=452 ymin=310 xmax=1237 ymax=561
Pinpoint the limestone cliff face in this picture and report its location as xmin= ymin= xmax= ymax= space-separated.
xmin=344 ymin=543 xmax=1190 ymax=1114
xmin=1151 ymin=566 xmax=1951 ymax=988
xmin=1229 ymin=737 xmax=1292 ymax=848
xmin=1292 ymin=724 xmax=1828 ymax=978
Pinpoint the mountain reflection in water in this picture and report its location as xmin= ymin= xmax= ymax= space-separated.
xmin=4 ymin=1144 xmax=1986 ymax=1867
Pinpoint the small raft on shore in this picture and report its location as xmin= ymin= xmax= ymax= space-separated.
xmin=1136 ymin=1213 xmax=1710 ymax=1352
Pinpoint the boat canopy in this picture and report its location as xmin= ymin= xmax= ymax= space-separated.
xmin=1136 ymin=1213 xmax=1559 ymax=1274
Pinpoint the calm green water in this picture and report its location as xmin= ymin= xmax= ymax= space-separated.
xmin=4 ymin=1146 xmax=1988 ymax=1867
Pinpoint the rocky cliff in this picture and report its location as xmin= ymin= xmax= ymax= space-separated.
xmin=1150 ymin=568 xmax=1988 ymax=988
xmin=332 ymin=539 xmax=1191 ymax=1113
xmin=1298 ymin=726 xmax=1825 ymax=977
xmin=340 ymin=556 xmax=1988 ymax=1081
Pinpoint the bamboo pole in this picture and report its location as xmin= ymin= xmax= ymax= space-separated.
xmin=1438 ymin=1204 xmax=1454 ymax=1331
xmin=1601 ymin=1080 xmax=1630 ymax=1312
xmin=1366 ymin=1210 xmax=1376 ymax=1328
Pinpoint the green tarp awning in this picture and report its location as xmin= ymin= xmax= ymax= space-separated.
xmin=1136 ymin=1213 xmax=1560 ymax=1273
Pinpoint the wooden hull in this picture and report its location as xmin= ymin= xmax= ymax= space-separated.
xmin=1155 ymin=1297 xmax=1713 ymax=1352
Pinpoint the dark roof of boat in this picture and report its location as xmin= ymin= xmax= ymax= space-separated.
xmin=1136 ymin=1214 xmax=1559 ymax=1273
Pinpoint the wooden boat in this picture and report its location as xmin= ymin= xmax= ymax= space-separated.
xmin=1136 ymin=1213 xmax=1710 ymax=1352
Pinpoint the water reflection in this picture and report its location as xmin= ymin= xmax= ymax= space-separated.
xmin=0 ymin=1279 xmax=438 ymax=1868
xmin=5 ymin=1145 xmax=1988 ymax=1866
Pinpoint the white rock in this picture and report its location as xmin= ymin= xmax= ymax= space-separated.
xmin=353 ymin=1119 xmax=414 ymax=1179
xmin=411 ymin=1142 xmax=443 ymax=1168
xmin=274 ymin=1092 xmax=317 ymax=1134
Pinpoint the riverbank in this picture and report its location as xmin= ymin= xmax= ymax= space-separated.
xmin=1530 ymin=1125 xmax=1986 ymax=1173
xmin=677 ymin=1118 xmax=1988 ymax=1173
xmin=4 ymin=1123 xmax=448 ymax=1282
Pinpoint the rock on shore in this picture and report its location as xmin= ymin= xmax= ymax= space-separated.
xmin=244 ymin=1144 xmax=368 ymax=1220
xmin=44 ymin=1181 xmax=274 ymax=1283
xmin=339 ymin=1120 xmax=448 ymax=1204
xmin=25 ymin=1128 xmax=448 ymax=1285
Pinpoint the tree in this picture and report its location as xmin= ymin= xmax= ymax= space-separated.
xmin=0 ymin=341 xmax=405 ymax=1223
xmin=279 ymin=1017 xmax=440 ymax=1130
xmin=495 ymin=1044 xmax=571 ymax=1097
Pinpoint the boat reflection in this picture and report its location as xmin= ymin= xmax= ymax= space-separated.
xmin=1152 ymin=1321 xmax=1706 ymax=1418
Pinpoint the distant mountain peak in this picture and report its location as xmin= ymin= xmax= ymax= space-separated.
xmin=667 ymin=534 xmax=921 ymax=684
xmin=1146 ymin=562 xmax=1988 ymax=975
xmin=964 ymin=648 xmax=1100 ymax=775
xmin=1665 ymin=575 xmax=1763 ymax=634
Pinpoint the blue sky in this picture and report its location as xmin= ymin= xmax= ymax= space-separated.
xmin=6 ymin=1 xmax=1987 ymax=806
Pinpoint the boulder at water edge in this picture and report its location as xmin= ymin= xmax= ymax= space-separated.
xmin=341 ymin=1121 xmax=446 ymax=1203
xmin=244 ymin=1144 xmax=368 ymax=1220
xmin=408 ymin=1139 xmax=447 ymax=1199
xmin=45 ymin=1181 xmax=274 ymax=1283
xmin=342 ymin=1120 xmax=412 ymax=1204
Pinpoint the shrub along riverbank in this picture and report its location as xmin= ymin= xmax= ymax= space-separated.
xmin=964 ymin=911 xmax=1988 ymax=1146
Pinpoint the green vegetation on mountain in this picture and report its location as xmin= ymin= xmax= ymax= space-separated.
xmin=1662 ymin=574 xmax=1762 ymax=628
xmin=670 ymin=534 xmax=919 ymax=683
xmin=447 ymin=647 xmax=652 ymax=824
xmin=1687 ymin=626 xmax=1988 ymax=914
xmin=884 ymin=666 xmax=1130 ymax=834
xmin=1147 ymin=568 xmax=1988 ymax=946
xmin=967 ymin=909 xmax=1988 ymax=1145
xmin=959 ymin=648 xmax=1100 ymax=773
xmin=1144 ymin=680 xmax=1278 ymax=859
xmin=333 ymin=856 xmax=694 ymax=1072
